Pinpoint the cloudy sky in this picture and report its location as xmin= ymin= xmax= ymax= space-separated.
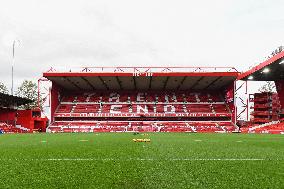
xmin=0 ymin=0 xmax=283 ymax=91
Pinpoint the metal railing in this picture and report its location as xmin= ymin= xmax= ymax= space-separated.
xmin=45 ymin=66 xmax=238 ymax=73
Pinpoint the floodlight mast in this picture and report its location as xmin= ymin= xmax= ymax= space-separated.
xmin=11 ymin=40 xmax=20 ymax=96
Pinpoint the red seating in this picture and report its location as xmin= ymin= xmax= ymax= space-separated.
xmin=76 ymin=95 xmax=87 ymax=102
xmin=50 ymin=91 xmax=235 ymax=133
xmin=73 ymin=104 xmax=100 ymax=113
xmin=186 ymin=104 xmax=212 ymax=113
xmin=57 ymin=104 xmax=73 ymax=113
xmin=212 ymin=104 xmax=229 ymax=113
xmin=61 ymin=95 xmax=75 ymax=102
xmin=102 ymin=104 xmax=130 ymax=113
xmin=241 ymin=121 xmax=284 ymax=134
xmin=0 ymin=122 xmax=27 ymax=133
xmin=145 ymin=93 xmax=156 ymax=102
xmin=88 ymin=94 xmax=101 ymax=102
xmin=59 ymin=92 xmax=224 ymax=104
xmin=48 ymin=121 xmax=236 ymax=133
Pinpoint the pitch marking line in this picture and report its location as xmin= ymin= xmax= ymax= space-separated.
xmin=4 ymin=158 xmax=283 ymax=161
xmin=79 ymin=140 xmax=89 ymax=142
xmin=44 ymin=158 xmax=268 ymax=161
xmin=194 ymin=140 xmax=202 ymax=142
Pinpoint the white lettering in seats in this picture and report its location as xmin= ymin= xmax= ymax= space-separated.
xmin=109 ymin=93 xmax=120 ymax=102
xmin=110 ymin=105 xmax=122 ymax=114
xmin=164 ymin=105 xmax=176 ymax=113
xmin=137 ymin=93 xmax=145 ymax=102
xmin=136 ymin=105 xmax=148 ymax=114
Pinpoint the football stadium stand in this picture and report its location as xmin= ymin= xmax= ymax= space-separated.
xmin=250 ymin=92 xmax=281 ymax=124
xmin=238 ymin=47 xmax=284 ymax=134
xmin=0 ymin=92 xmax=31 ymax=133
xmin=0 ymin=92 xmax=48 ymax=133
xmin=43 ymin=67 xmax=239 ymax=133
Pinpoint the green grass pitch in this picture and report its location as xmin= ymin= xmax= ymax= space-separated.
xmin=0 ymin=133 xmax=283 ymax=189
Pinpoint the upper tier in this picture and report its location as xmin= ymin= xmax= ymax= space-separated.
xmin=54 ymin=91 xmax=232 ymax=118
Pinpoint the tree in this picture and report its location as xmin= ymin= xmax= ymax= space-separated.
xmin=0 ymin=82 xmax=9 ymax=94
xmin=258 ymin=81 xmax=276 ymax=93
xmin=16 ymin=80 xmax=45 ymax=109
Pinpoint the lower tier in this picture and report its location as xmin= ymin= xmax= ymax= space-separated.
xmin=48 ymin=121 xmax=237 ymax=133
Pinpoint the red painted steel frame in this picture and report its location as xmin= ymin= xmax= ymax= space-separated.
xmin=237 ymin=50 xmax=284 ymax=121
xmin=50 ymin=83 xmax=61 ymax=122
xmin=43 ymin=66 xmax=239 ymax=77
xmin=46 ymin=66 xmax=238 ymax=72
xmin=43 ymin=72 xmax=239 ymax=77
xmin=38 ymin=77 xmax=51 ymax=110
xmin=238 ymin=50 xmax=284 ymax=80
xmin=275 ymin=80 xmax=284 ymax=112
xmin=235 ymin=81 xmax=249 ymax=121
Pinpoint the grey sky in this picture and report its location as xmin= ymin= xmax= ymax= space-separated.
xmin=0 ymin=0 xmax=284 ymax=91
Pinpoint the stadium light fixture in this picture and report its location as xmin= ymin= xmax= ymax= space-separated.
xmin=248 ymin=76 xmax=253 ymax=80
xmin=262 ymin=68 xmax=270 ymax=73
